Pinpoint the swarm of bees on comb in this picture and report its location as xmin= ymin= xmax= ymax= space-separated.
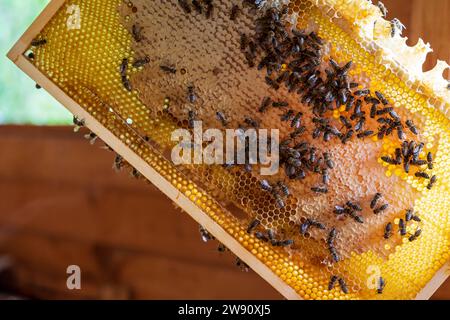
xmin=23 ymin=0 xmax=449 ymax=299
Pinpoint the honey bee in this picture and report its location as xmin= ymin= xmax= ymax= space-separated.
xmin=308 ymin=219 xmax=326 ymax=230
xmin=274 ymin=193 xmax=285 ymax=209
xmin=244 ymin=116 xmax=259 ymax=128
xmin=405 ymin=209 xmax=413 ymax=222
xmin=178 ymin=0 xmax=191 ymax=14
xmin=391 ymin=18 xmax=406 ymax=37
xmin=399 ymin=218 xmax=406 ymax=236
xmin=426 ymin=175 xmax=437 ymax=190
xmin=130 ymin=168 xmax=141 ymax=179
xmin=427 ymin=152 xmax=434 ymax=169
xmin=396 ymin=126 xmax=406 ymax=140
xmin=410 ymin=159 xmax=427 ymax=166
xmin=394 ymin=148 xmax=403 ymax=164
xmin=341 ymin=129 xmax=354 ymax=144
xmin=365 ymin=96 xmax=380 ymax=105
xmin=377 ymin=277 xmax=386 ymax=294
xmin=322 ymin=169 xmax=330 ymax=184
xmin=132 ymin=24 xmax=143 ymax=42
xmin=84 ymin=132 xmax=98 ymax=145
xmin=205 ymin=0 xmax=214 ymax=19
xmin=247 ymin=219 xmax=261 ymax=234
xmin=338 ymin=277 xmax=348 ymax=294
xmin=349 ymin=211 xmax=364 ymax=224
xmin=356 ymin=130 xmax=374 ymax=139
xmin=300 ymin=221 xmax=310 ymax=235
xmin=73 ymin=116 xmax=85 ymax=132
xmin=199 ymin=225 xmax=213 ymax=242
xmin=276 ymin=239 xmax=294 ymax=247
xmin=160 ymin=65 xmax=177 ymax=74
xmin=377 ymin=1 xmax=388 ymax=17
xmin=255 ymin=232 xmax=269 ymax=242
xmin=291 ymin=112 xmax=303 ymax=128
xmin=375 ymin=91 xmax=389 ymax=105
xmin=295 ymin=169 xmax=306 ymax=180
xmin=265 ymin=76 xmax=280 ymax=90
xmin=216 ymin=111 xmax=228 ymax=127
xmin=31 ymin=38 xmax=47 ymax=47
xmin=276 ymin=71 xmax=290 ymax=84
xmin=381 ymin=156 xmax=398 ymax=165
xmin=346 ymin=201 xmax=362 ymax=211
xmin=281 ymin=110 xmax=294 ymax=122
xmin=384 ymin=222 xmax=392 ymax=239
xmin=277 ymin=181 xmax=290 ymax=197
xmin=415 ymin=172 xmax=430 ymax=179
xmin=259 ymin=96 xmax=272 ymax=113
xmin=403 ymin=161 xmax=410 ymax=173
xmin=121 ymin=76 xmax=132 ymax=91
xmin=345 ymin=96 xmax=355 ymax=111
xmin=312 ymin=128 xmax=322 ymax=139
xmin=334 ymin=205 xmax=346 ymax=215
xmin=339 ymin=115 xmax=352 ymax=129
xmin=376 ymin=107 xmax=393 ymax=116
xmin=370 ymin=104 xmax=377 ymax=118
xmin=354 ymin=89 xmax=370 ymax=97
xmin=373 ymin=203 xmax=389 ymax=215
xmin=267 ymin=228 xmax=275 ymax=242
xmin=290 ymin=126 xmax=306 ymax=139
xmin=192 ymin=0 xmax=202 ymax=14
xmin=377 ymin=126 xmax=387 ymax=140
xmin=230 ymin=4 xmax=240 ymax=20
xmin=328 ymin=275 xmax=338 ymax=290
xmin=188 ymin=110 xmax=196 ymax=129
xmin=405 ymin=120 xmax=418 ymax=135
xmin=327 ymin=228 xmax=337 ymax=246
xmin=311 ymin=186 xmax=328 ymax=194
xmin=132 ymin=56 xmax=150 ymax=68
xmin=408 ymin=229 xmax=422 ymax=242
xmin=240 ymin=33 xmax=248 ymax=51
xmin=370 ymin=193 xmax=382 ymax=209
xmin=113 ymin=154 xmax=124 ymax=171
xmin=120 ymin=58 xmax=128 ymax=77
xmin=329 ymin=246 xmax=340 ymax=263
xmin=323 ymin=152 xmax=335 ymax=169
xmin=272 ymin=101 xmax=289 ymax=108
xmin=187 ymin=85 xmax=197 ymax=104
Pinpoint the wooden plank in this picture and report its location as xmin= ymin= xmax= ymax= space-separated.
xmin=0 ymin=232 xmax=281 ymax=299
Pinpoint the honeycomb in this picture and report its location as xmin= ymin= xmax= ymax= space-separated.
xmin=21 ymin=0 xmax=450 ymax=300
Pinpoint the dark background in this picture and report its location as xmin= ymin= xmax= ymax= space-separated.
xmin=0 ymin=0 xmax=448 ymax=299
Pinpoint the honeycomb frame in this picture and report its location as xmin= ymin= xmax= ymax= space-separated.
xmin=7 ymin=0 xmax=450 ymax=300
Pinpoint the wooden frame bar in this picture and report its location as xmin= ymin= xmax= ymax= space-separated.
xmin=7 ymin=0 xmax=449 ymax=300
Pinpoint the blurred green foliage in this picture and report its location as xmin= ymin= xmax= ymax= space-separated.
xmin=0 ymin=0 xmax=71 ymax=125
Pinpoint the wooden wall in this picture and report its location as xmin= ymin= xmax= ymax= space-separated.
xmin=0 ymin=0 xmax=448 ymax=299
